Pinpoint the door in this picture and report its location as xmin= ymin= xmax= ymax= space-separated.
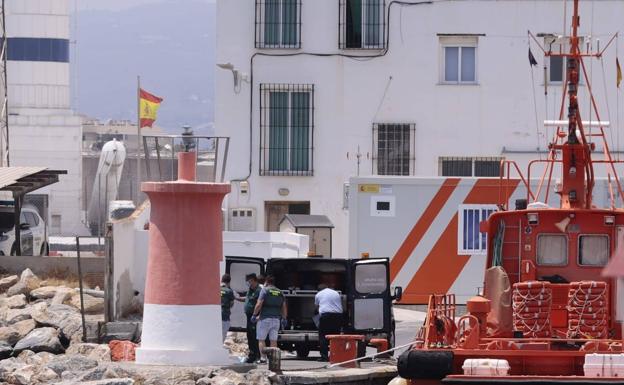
xmin=225 ymin=256 xmax=265 ymax=331
xmin=24 ymin=212 xmax=42 ymax=255
xmin=348 ymin=258 xmax=391 ymax=333
xmin=264 ymin=201 xmax=310 ymax=231
xmin=19 ymin=212 xmax=34 ymax=256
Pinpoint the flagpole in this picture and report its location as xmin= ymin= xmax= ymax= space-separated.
xmin=137 ymin=75 xmax=141 ymax=205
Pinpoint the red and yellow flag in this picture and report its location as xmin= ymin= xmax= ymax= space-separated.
xmin=139 ymin=89 xmax=163 ymax=128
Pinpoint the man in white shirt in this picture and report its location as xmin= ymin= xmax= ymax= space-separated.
xmin=314 ymin=284 xmax=343 ymax=362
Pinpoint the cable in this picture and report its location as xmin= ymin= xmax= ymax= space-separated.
xmin=230 ymin=0 xmax=434 ymax=182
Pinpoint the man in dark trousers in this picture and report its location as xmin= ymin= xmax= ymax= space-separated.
xmin=236 ymin=273 xmax=261 ymax=363
xmin=314 ymin=283 xmax=343 ymax=361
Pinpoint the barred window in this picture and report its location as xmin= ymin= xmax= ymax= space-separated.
xmin=440 ymin=157 xmax=473 ymax=177
xmin=255 ymin=0 xmax=301 ymax=49
xmin=439 ymin=157 xmax=502 ymax=177
xmin=458 ymin=204 xmax=497 ymax=254
xmin=260 ymin=84 xmax=314 ymax=176
xmin=373 ymin=123 xmax=415 ymax=176
xmin=339 ymin=0 xmax=386 ymax=50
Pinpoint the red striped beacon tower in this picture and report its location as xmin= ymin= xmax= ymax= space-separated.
xmin=135 ymin=151 xmax=231 ymax=365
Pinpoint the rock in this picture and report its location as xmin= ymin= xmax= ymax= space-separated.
xmin=45 ymin=354 xmax=98 ymax=375
xmin=209 ymin=370 xmax=245 ymax=385
xmin=82 ymin=379 xmax=134 ymax=385
xmin=31 ymin=303 xmax=83 ymax=343
xmin=0 ymin=294 xmax=26 ymax=309
xmin=0 ymin=357 xmax=25 ymax=382
xmin=12 ymin=319 xmax=36 ymax=340
xmin=109 ymin=340 xmax=137 ymax=362
xmin=6 ymin=269 xmax=40 ymax=297
xmin=5 ymin=308 xmax=31 ymax=325
xmin=0 ymin=326 xmax=19 ymax=346
xmin=0 ymin=342 xmax=12 ymax=359
xmin=31 ymin=286 xmax=69 ymax=300
xmin=13 ymin=327 xmax=64 ymax=354
xmin=66 ymin=343 xmax=111 ymax=361
xmin=75 ymin=365 xmax=119 ymax=382
xmin=0 ymin=275 xmax=18 ymax=293
xmin=11 ymin=364 xmax=59 ymax=385
xmin=16 ymin=349 xmax=56 ymax=365
xmin=245 ymin=369 xmax=276 ymax=385
xmin=69 ymin=293 xmax=104 ymax=314
xmin=51 ymin=288 xmax=74 ymax=305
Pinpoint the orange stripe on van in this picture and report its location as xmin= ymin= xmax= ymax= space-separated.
xmin=389 ymin=178 xmax=460 ymax=281
xmin=402 ymin=179 xmax=521 ymax=302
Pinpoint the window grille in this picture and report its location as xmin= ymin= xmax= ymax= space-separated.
xmin=440 ymin=157 xmax=473 ymax=176
xmin=458 ymin=204 xmax=497 ymax=254
xmin=439 ymin=156 xmax=503 ymax=177
xmin=372 ymin=123 xmax=415 ymax=176
xmin=260 ymin=84 xmax=314 ymax=176
xmin=339 ymin=0 xmax=386 ymax=50
xmin=255 ymin=0 xmax=302 ymax=49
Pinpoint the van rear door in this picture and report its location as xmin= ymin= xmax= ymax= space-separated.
xmin=225 ymin=256 xmax=265 ymax=331
xmin=349 ymin=258 xmax=391 ymax=333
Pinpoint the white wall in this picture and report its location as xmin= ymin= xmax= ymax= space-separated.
xmin=216 ymin=0 xmax=624 ymax=258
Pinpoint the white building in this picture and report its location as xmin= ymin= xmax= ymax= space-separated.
xmin=5 ymin=0 xmax=84 ymax=235
xmin=216 ymin=0 xmax=624 ymax=257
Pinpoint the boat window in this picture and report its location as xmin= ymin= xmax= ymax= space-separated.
xmin=536 ymin=234 xmax=568 ymax=266
xmin=354 ymin=263 xmax=387 ymax=294
xmin=578 ymin=235 xmax=609 ymax=266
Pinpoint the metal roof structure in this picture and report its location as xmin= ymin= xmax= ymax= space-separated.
xmin=279 ymin=214 xmax=334 ymax=228
xmin=0 ymin=167 xmax=66 ymax=197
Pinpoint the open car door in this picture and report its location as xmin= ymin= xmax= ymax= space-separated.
xmin=225 ymin=256 xmax=265 ymax=331
xmin=349 ymin=258 xmax=391 ymax=335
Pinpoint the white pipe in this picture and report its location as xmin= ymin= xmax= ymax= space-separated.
xmin=544 ymin=120 xmax=610 ymax=127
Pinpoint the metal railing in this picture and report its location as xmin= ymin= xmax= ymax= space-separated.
xmin=142 ymin=135 xmax=230 ymax=183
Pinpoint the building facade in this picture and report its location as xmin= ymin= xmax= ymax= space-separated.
xmin=216 ymin=0 xmax=624 ymax=257
xmin=5 ymin=0 xmax=84 ymax=235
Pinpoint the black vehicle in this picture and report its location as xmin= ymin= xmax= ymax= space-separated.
xmin=225 ymin=256 xmax=402 ymax=358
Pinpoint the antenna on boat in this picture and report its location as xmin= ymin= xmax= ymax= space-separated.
xmin=527 ymin=0 xmax=623 ymax=210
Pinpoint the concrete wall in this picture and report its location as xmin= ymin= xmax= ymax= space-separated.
xmin=216 ymin=0 xmax=624 ymax=258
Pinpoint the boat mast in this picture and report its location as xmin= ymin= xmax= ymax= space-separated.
xmin=557 ymin=0 xmax=593 ymax=209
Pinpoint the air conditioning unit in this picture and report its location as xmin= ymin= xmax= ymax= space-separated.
xmin=229 ymin=208 xmax=256 ymax=231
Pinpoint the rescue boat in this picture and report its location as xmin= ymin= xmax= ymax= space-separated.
xmin=396 ymin=1 xmax=624 ymax=383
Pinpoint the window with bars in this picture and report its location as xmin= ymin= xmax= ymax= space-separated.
xmin=439 ymin=157 xmax=502 ymax=177
xmin=339 ymin=0 xmax=386 ymax=50
xmin=255 ymin=0 xmax=302 ymax=49
xmin=372 ymin=123 xmax=415 ymax=176
xmin=440 ymin=36 xmax=478 ymax=84
xmin=458 ymin=204 xmax=497 ymax=254
xmin=260 ymin=84 xmax=314 ymax=176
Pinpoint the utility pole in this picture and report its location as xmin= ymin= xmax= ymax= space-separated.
xmin=0 ymin=0 xmax=9 ymax=166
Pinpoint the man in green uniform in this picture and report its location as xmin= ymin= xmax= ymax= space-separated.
xmin=236 ymin=273 xmax=261 ymax=363
xmin=220 ymin=274 xmax=235 ymax=342
xmin=252 ymin=275 xmax=287 ymax=364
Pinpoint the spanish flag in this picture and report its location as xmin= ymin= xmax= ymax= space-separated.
xmin=139 ymin=89 xmax=163 ymax=128
xmin=617 ymin=57 xmax=622 ymax=89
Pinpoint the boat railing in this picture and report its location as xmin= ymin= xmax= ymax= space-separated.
xmin=423 ymin=294 xmax=456 ymax=348
xmin=498 ymin=160 xmax=535 ymax=210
